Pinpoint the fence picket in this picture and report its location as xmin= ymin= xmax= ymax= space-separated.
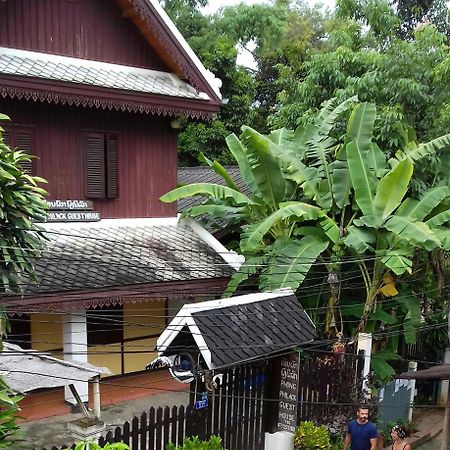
xmin=163 ymin=406 xmax=170 ymax=447
xmin=155 ymin=407 xmax=163 ymax=450
xmin=178 ymin=404 xmax=185 ymax=445
xmin=140 ymin=411 xmax=148 ymax=450
xmin=148 ymin=407 xmax=156 ymax=450
xmin=131 ymin=416 xmax=139 ymax=450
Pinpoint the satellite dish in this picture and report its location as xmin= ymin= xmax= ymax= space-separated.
xmin=169 ymin=352 xmax=198 ymax=384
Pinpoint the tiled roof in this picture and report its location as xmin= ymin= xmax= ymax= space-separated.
xmin=22 ymin=220 xmax=233 ymax=295
xmin=158 ymin=290 xmax=317 ymax=369
xmin=177 ymin=166 xmax=249 ymax=211
xmin=0 ymin=343 xmax=110 ymax=393
xmin=0 ymin=47 xmax=209 ymax=100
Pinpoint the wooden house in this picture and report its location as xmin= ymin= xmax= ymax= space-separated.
xmin=0 ymin=0 xmax=239 ymax=419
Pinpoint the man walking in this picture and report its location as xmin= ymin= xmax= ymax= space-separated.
xmin=343 ymin=405 xmax=378 ymax=450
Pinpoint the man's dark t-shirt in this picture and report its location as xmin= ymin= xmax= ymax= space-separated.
xmin=347 ymin=419 xmax=378 ymax=450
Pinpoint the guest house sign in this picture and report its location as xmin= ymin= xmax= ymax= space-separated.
xmin=44 ymin=199 xmax=101 ymax=222
xmin=277 ymin=352 xmax=300 ymax=433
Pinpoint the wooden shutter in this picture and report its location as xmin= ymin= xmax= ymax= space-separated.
xmin=15 ymin=128 xmax=34 ymax=174
xmin=83 ymin=133 xmax=106 ymax=198
xmin=2 ymin=127 xmax=13 ymax=148
xmin=106 ymin=135 xmax=118 ymax=199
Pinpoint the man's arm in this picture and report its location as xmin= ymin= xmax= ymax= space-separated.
xmin=370 ymin=437 xmax=377 ymax=450
xmin=343 ymin=433 xmax=351 ymax=450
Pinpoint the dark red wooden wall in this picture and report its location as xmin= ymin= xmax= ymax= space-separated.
xmin=0 ymin=99 xmax=178 ymax=218
xmin=0 ymin=0 xmax=168 ymax=70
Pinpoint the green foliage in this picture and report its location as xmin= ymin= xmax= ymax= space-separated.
xmin=0 ymin=114 xmax=48 ymax=449
xmin=294 ymin=421 xmax=332 ymax=450
xmin=0 ymin=115 xmax=48 ymax=293
xmin=162 ymin=98 xmax=450 ymax=382
xmin=166 ymin=435 xmax=225 ymax=450
xmin=0 ymin=379 xmax=24 ymax=449
xmin=273 ymin=0 xmax=450 ymax=192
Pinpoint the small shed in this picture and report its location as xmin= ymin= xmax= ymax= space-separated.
xmin=0 ymin=342 xmax=110 ymax=418
xmin=156 ymin=289 xmax=317 ymax=370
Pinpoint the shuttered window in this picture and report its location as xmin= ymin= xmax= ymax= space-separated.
xmin=83 ymin=132 xmax=118 ymax=199
xmin=2 ymin=125 xmax=34 ymax=174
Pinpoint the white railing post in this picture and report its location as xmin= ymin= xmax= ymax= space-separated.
xmin=357 ymin=333 xmax=372 ymax=398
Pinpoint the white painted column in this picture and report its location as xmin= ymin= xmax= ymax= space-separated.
xmin=408 ymin=361 xmax=418 ymax=421
xmin=439 ymin=349 xmax=450 ymax=406
xmin=63 ymin=311 xmax=89 ymax=404
xmin=357 ymin=333 xmax=372 ymax=398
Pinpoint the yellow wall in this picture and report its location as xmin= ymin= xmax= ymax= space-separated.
xmin=28 ymin=300 xmax=167 ymax=376
xmin=87 ymin=299 xmax=166 ymax=376
xmin=123 ymin=300 xmax=166 ymax=340
xmin=30 ymin=313 xmax=62 ymax=351
xmin=123 ymin=300 xmax=166 ymax=373
xmin=88 ymin=344 xmax=122 ymax=376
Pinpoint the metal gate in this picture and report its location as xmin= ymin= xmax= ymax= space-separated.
xmin=378 ymin=378 xmax=415 ymax=427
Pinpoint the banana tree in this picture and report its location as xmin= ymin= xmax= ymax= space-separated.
xmin=161 ymin=99 xmax=450 ymax=375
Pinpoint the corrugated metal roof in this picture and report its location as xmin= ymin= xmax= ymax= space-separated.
xmin=0 ymin=46 xmax=209 ymax=100
xmin=22 ymin=220 xmax=233 ymax=295
xmin=0 ymin=343 xmax=110 ymax=393
xmin=158 ymin=290 xmax=317 ymax=369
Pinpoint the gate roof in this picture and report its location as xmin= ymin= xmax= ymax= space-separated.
xmin=157 ymin=289 xmax=317 ymax=369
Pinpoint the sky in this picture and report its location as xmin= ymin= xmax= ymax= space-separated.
xmin=201 ymin=0 xmax=336 ymax=67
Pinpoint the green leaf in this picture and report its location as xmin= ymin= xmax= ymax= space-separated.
xmin=319 ymin=216 xmax=340 ymax=243
xmin=397 ymin=295 xmax=421 ymax=344
xmin=380 ymin=248 xmax=413 ymax=275
xmin=367 ymin=142 xmax=387 ymax=177
xmin=260 ymin=236 xmax=329 ymax=291
xmin=187 ymin=204 xmax=244 ymax=219
xmin=159 ymin=183 xmax=253 ymax=206
xmin=397 ymin=134 xmax=450 ymax=162
xmin=426 ymin=209 xmax=450 ymax=227
xmin=225 ymin=133 xmax=257 ymax=193
xmin=241 ymin=126 xmax=286 ymax=210
xmin=370 ymin=308 xmax=398 ymax=325
xmin=384 ymin=216 xmax=441 ymax=251
xmin=371 ymin=353 xmax=397 ymax=383
xmin=373 ymin=159 xmax=413 ymax=221
xmin=346 ymin=102 xmax=377 ymax=154
xmin=347 ymin=141 xmax=375 ymax=216
xmin=397 ymin=186 xmax=450 ymax=221
xmin=223 ymin=255 xmax=267 ymax=298
xmin=330 ymin=160 xmax=351 ymax=209
xmin=241 ymin=202 xmax=326 ymax=251
xmin=344 ymin=226 xmax=376 ymax=253
xmin=317 ymin=95 xmax=357 ymax=136
xmin=198 ymin=153 xmax=239 ymax=191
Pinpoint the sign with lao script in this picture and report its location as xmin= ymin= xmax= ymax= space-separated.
xmin=42 ymin=199 xmax=101 ymax=223
xmin=45 ymin=199 xmax=94 ymax=210
xmin=277 ymin=352 xmax=300 ymax=433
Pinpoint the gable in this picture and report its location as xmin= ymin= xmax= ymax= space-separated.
xmin=0 ymin=0 xmax=169 ymax=71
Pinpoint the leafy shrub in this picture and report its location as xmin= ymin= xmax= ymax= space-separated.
xmin=294 ymin=421 xmax=332 ymax=450
xmin=166 ymin=435 xmax=225 ymax=450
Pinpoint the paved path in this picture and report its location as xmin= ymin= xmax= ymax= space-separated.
xmin=20 ymin=390 xmax=189 ymax=449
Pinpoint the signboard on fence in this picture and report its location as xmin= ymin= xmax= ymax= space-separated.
xmin=277 ymin=352 xmax=300 ymax=433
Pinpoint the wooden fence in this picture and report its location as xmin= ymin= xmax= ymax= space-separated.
xmin=38 ymin=351 xmax=364 ymax=450
xmin=296 ymin=350 xmax=364 ymax=427
xmin=38 ymin=363 xmax=266 ymax=450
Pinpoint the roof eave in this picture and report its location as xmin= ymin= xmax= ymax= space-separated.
xmin=0 ymin=74 xmax=220 ymax=119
